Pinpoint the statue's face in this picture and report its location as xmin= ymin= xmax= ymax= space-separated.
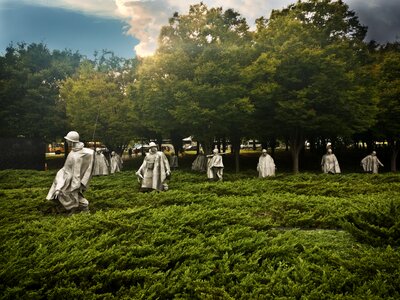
xmin=150 ymin=147 xmax=157 ymax=153
xmin=66 ymin=140 xmax=73 ymax=148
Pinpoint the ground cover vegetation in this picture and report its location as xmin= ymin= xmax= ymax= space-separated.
xmin=1 ymin=168 xmax=400 ymax=299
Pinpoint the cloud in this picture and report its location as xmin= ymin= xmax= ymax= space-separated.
xmin=10 ymin=0 xmax=400 ymax=56
xmin=10 ymin=0 xmax=119 ymax=18
xmin=115 ymin=0 xmax=175 ymax=56
xmin=346 ymin=0 xmax=400 ymax=43
xmin=114 ymin=0 xmax=294 ymax=56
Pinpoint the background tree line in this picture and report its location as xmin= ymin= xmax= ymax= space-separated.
xmin=0 ymin=0 xmax=399 ymax=172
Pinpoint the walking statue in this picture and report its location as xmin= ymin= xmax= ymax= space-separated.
xmin=110 ymin=151 xmax=123 ymax=174
xmin=136 ymin=142 xmax=171 ymax=191
xmin=257 ymin=149 xmax=276 ymax=177
xmin=207 ymin=148 xmax=224 ymax=181
xmin=46 ymin=131 xmax=94 ymax=213
xmin=93 ymin=148 xmax=109 ymax=176
xmin=361 ymin=151 xmax=384 ymax=174
xmin=321 ymin=148 xmax=341 ymax=174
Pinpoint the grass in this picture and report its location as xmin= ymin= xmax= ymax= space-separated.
xmin=1 ymin=167 xmax=400 ymax=299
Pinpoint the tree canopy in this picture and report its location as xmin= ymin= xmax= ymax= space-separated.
xmin=1 ymin=1 xmax=399 ymax=172
xmin=60 ymin=55 xmax=138 ymax=152
xmin=132 ymin=3 xmax=254 ymax=165
xmin=0 ymin=43 xmax=81 ymax=141
xmin=247 ymin=0 xmax=377 ymax=172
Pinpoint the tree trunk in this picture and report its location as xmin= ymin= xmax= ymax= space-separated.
xmin=289 ymin=131 xmax=305 ymax=174
xmin=170 ymin=131 xmax=183 ymax=155
xmin=261 ymin=140 xmax=268 ymax=151
xmin=63 ymin=141 xmax=69 ymax=162
xmin=156 ymin=135 xmax=163 ymax=150
xmin=141 ymin=139 xmax=146 ymax=156
xmin=270 ymin=137 xmax=276 ymax=156
xmin=231 ymin=136 xmax=241 ymax=173
xmin=309 ymin=137 xmax=315 ymax=152
xmin=202 ymin=140 xmax=213 ymax=155
xmin=390 ymin=140 xmax=399 ymax=172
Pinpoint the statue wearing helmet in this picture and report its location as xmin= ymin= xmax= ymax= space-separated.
xmin=321 ymin=148 xmax=341 ymax=174
xmin=46 ymin=131 xmax=95 ymax=213
xmin=361 ymin=151 xmax=384 ymax=174
xmin=206 ymin=148 xmax=224 ymax=181
xmin=257 ymin=149 xmax=276 ymax=178
xmin=135 ymin=142 xmax=171 ymax=191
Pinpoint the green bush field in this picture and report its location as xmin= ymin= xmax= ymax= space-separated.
xmin=1 ymin=167 xmax=400 ymax=299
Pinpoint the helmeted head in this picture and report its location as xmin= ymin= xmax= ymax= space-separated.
xmin=111 ymin=151 xmax=115 ymax=156
xmin=64 ymin=131 xmax=80 ymax=143
xmin=372 ymin=151 xmax=376 ymax=156
xmin=148 ymin=142 xmax=158 ymax=153
xmin=213 ymin=148 xmax=219 ymax=154
xmin=326 ymin=142 xmax=332 ymax=149
xmin=96 ymin=147 xmax=101 ymax=153
xmin=262 ymin=149 xmax=267 ymax=156
xmin=148 ymin=142 xmax=157 ymax=148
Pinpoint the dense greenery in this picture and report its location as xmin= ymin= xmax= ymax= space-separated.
xmin=0 ymin=43 xmax=81 ymax=141
xmin=1 ymin=169 xmax=400 ymax=299
xmin=1 ymin=0 xmax=399 ymax=172
xmin=60 ymin=56 xmax=138 ymax=151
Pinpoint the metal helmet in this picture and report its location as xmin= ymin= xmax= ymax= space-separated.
xmin=148 ymin=142 xmax=158 ymax=148
xmin=64 ymin=131 xmax=80 ymax=143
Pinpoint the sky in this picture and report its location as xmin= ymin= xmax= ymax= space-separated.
xmin=1 ymin=0 xmax=399 ymax=59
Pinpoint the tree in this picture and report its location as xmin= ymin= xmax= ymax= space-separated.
xmin=60 ymin=57 xmax=138 ymax=153
xmin=0 ymin=42 xmax=81 ymax=141
xmin=374 ymin=45 xmax=400 ymax=171
xmin=130 ymin=54 xmax=186 ymax=152
xmin=133 ymin=3 xmax=254 ymax=171
xmin=247 ymin=0 xmax=376 ymax=173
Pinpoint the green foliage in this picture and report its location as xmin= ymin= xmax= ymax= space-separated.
xmin=60 ymin=59 xmax=138 ymax=150
xmin=0 ymin=42 xmax=81 ymax=140
xmin=1 ymin=170 xmax=400 ymax=298
xmin=342 ymin=199 xmax=400 ymax=247
xmin=132 ymin=3 xmax=254 ymax=148
xmin=248 ymin=0 xmax=377 ymax=172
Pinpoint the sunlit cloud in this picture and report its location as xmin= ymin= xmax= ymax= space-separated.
xmin=9 ymin=0 xmax=400 ymax=56
xmin=115 ymin=0 xmax=174 ymax=57
xmin=114 ymin=0 xmax=294 ymax=56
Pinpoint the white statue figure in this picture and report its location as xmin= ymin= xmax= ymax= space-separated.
xmin=207 ymin=148 xmax=224 ymax=181
xmin=136 ymin=142 xmax=171 ymax=191
xmin=93 ymin=148 xmax=109 ymax=176
xmin=46 ymin=131 xmax=94 ymax=212
xmin=257 ymin=149 xmax=276 ymax=177
xmin=110 ymin=151 xmax=123 ymax=174
xmin=361 ymin=151 xmax=384 ymax=174
xmin=169 ymin=152 xmax=179 ymax=170
xmin=321 ymin=148 xmax=341 ymax=174
xmin=192 ymin=152 xmax=207 ymax=172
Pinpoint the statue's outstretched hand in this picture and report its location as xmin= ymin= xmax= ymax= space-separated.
xmin=136 ymin=171 xmax=143 ymax=179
